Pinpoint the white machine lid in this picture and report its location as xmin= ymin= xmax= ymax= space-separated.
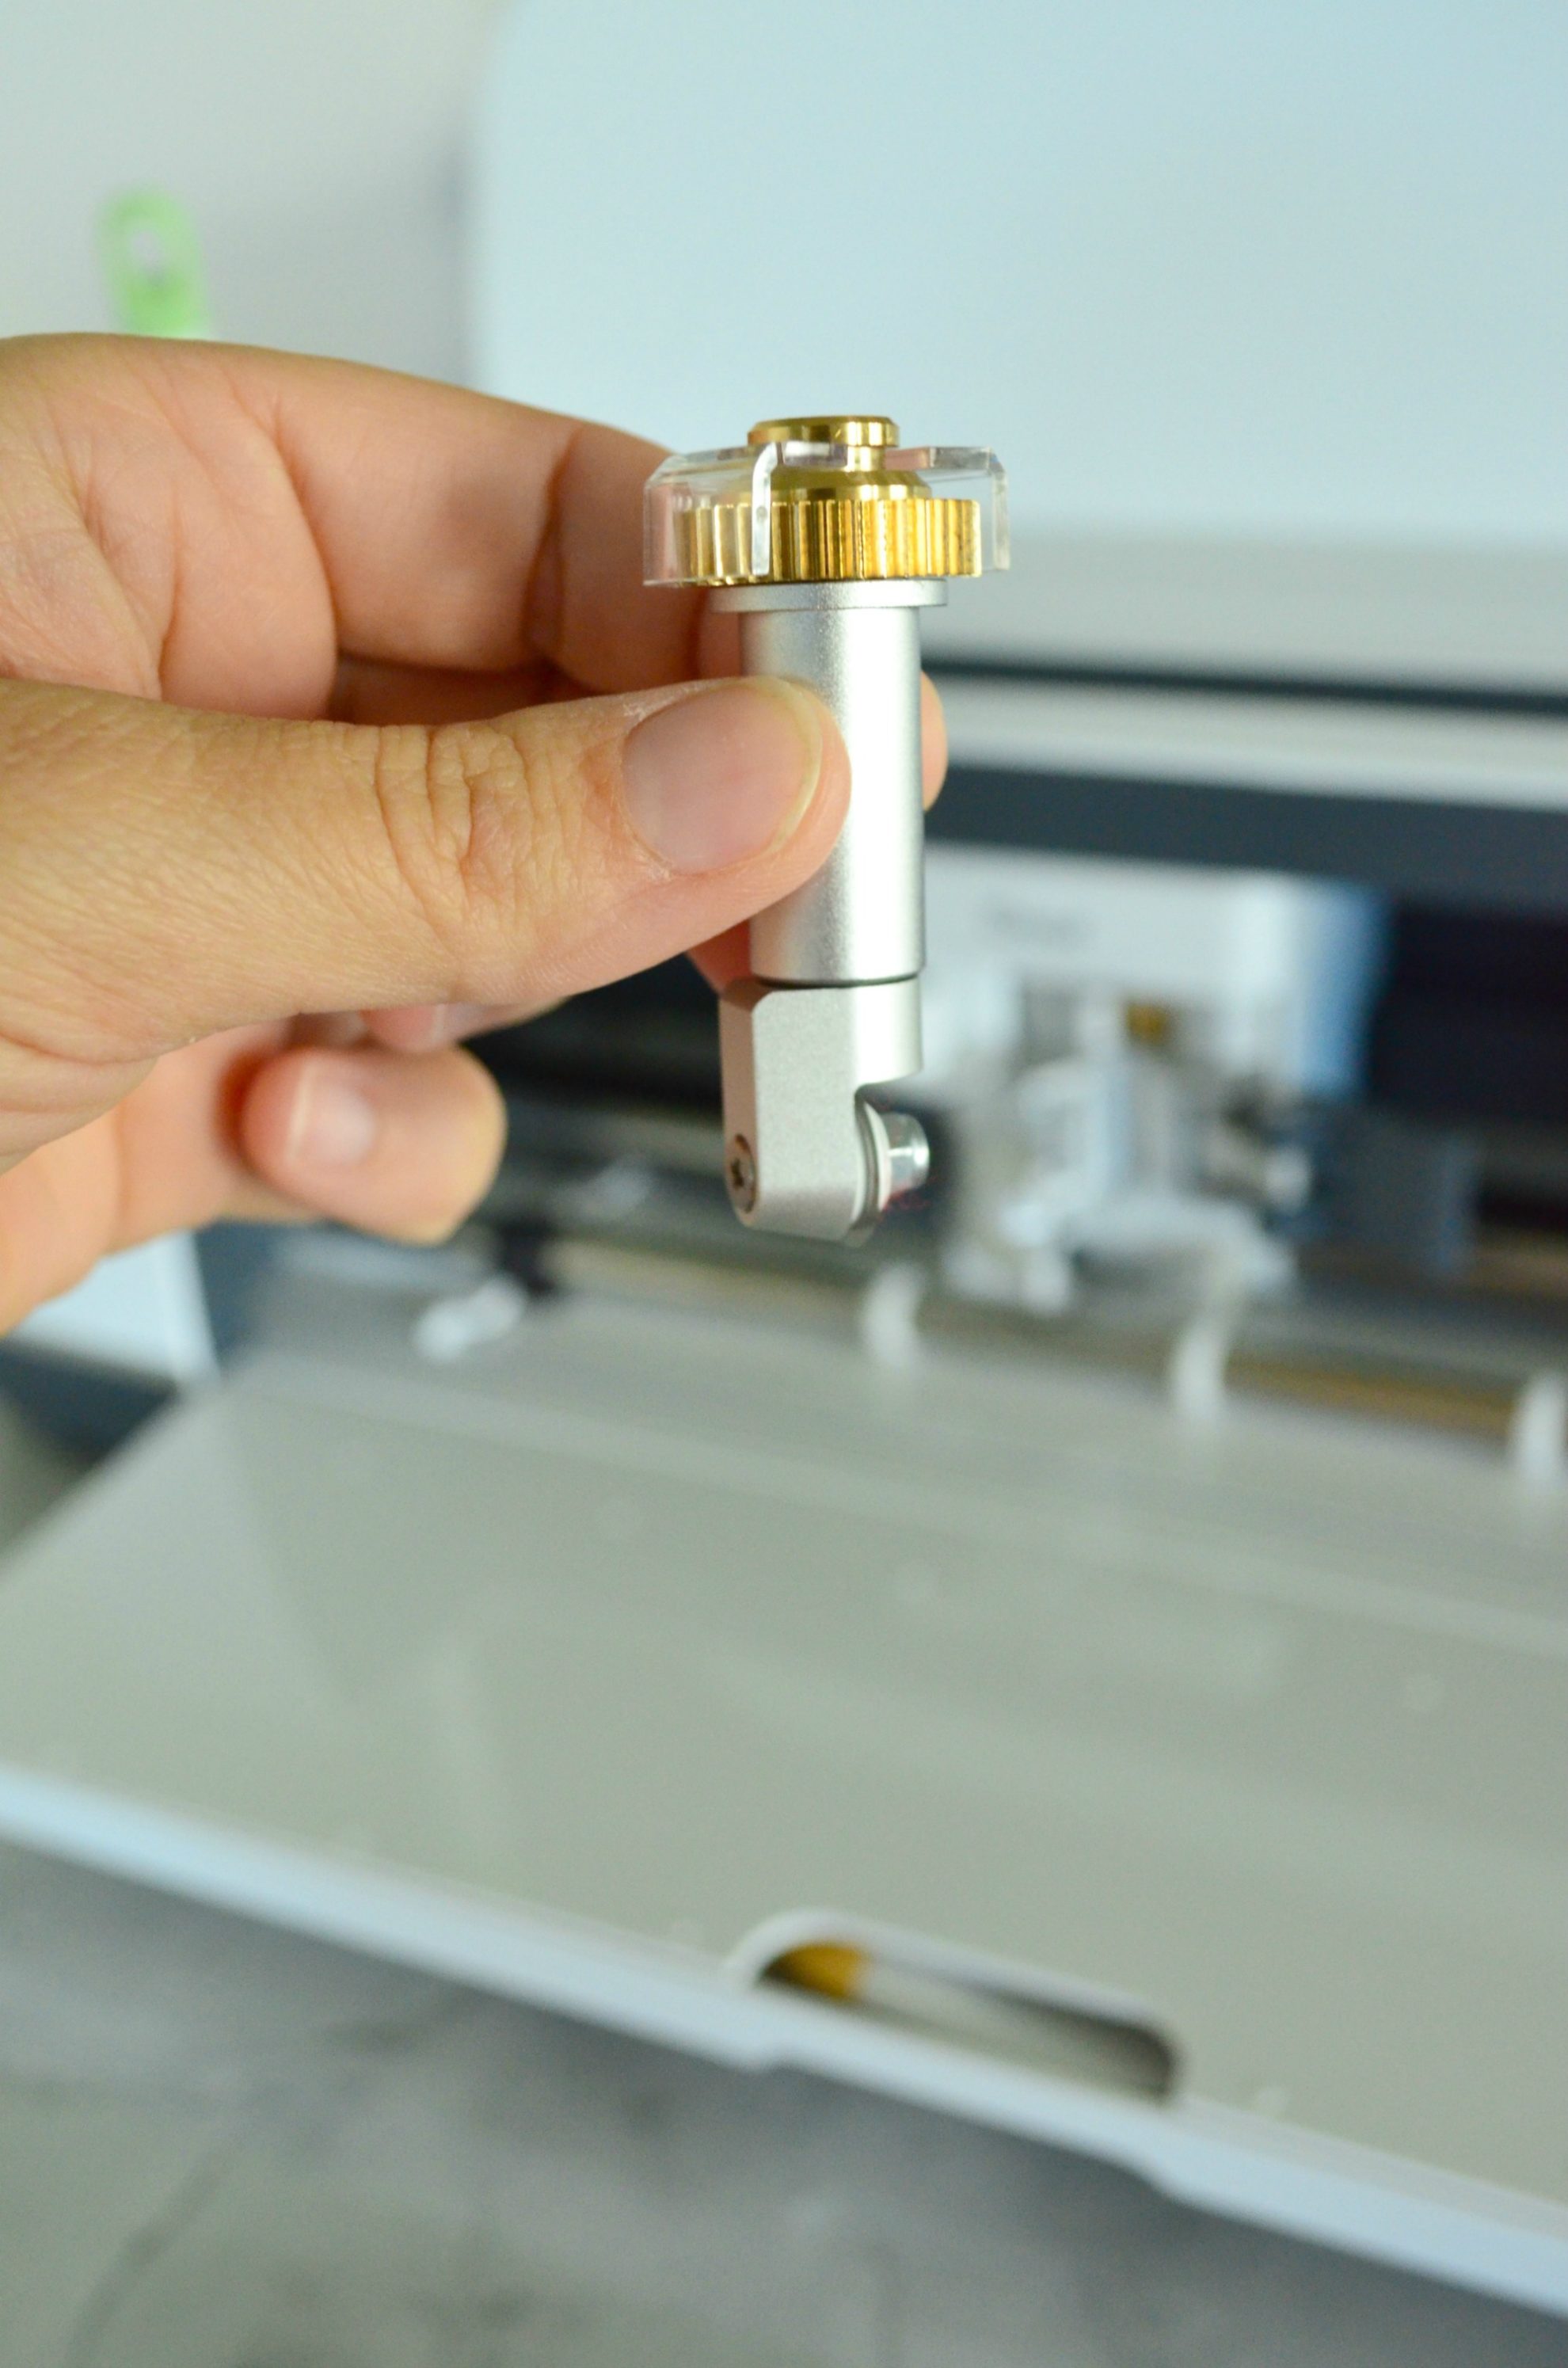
xmin=0 ymin=1284 xmax=1562 ymax=2309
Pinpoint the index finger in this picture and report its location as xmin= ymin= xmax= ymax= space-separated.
xmin=248 ymin=348 xmax=704 ymax=691
xmin=11 ymin=336 xmax=706 ymax=706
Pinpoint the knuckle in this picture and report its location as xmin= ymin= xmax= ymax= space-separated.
xmin=369 ymin=720 xmax=541 ymax=954
xmin=363 ymin=710 xmax=618 ymax=988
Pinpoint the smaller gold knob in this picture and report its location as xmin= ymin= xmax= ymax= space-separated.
xmin=748 ymin=415 xmax=900 ymax=453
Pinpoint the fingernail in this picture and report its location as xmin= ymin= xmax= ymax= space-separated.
xmin=622 ymin=682 xmax=824 ymax=873
xmin=425 ymin=1002 xmax=499 ymax=1045
xmin=287 ymin=1062 xmax=379 ymax=1170
xmin=390 ymin=1003 xmax=498 ymax=1050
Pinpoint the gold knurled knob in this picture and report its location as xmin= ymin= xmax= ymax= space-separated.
xmin=672 ymin=415 xmax=982 ymax=588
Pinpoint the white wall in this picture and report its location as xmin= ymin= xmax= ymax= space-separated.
xmin=2 ymin=0 xmax=499 ymax=376
xmin=474 ymin=0 xmax=1568 ymax=551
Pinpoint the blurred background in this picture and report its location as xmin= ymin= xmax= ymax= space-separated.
xmin=0 ymin=6 xmax=1565 ymax=2365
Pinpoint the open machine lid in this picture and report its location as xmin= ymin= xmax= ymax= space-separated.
xmin=0 ymin=1281 xmax=1562 ymax=2311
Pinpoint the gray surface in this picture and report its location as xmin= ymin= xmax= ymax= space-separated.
xmin=0 ymin=1397 xmax=88 ymax=1555
xmin=1 ymin=1839 xmax=1563 ymax=2368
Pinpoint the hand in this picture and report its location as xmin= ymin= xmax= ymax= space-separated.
xmin=0 ymin=337 xmax=948 ymax=1328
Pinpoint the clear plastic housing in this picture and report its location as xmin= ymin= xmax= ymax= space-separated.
xmin=644 ymin=443 xmax=779 ymax=586
xmin=887 ymin=446 xmax=1010 ymax=572
xmin=644 ymin=437 xmax=1008 ymax=587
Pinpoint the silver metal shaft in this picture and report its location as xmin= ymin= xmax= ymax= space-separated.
xmin=713 ymin=580 xmax=941 ymax=1240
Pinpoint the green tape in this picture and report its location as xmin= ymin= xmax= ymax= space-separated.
xmin=98 ymin=189 xmax=212 ymax=339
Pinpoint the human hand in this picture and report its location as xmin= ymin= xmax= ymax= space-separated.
xmin=0 ymin=337 xmax=947 ymax=1327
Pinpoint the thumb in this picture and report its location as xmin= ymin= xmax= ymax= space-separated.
xmin=0 ymin=675 xmax=847 ymax=1067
